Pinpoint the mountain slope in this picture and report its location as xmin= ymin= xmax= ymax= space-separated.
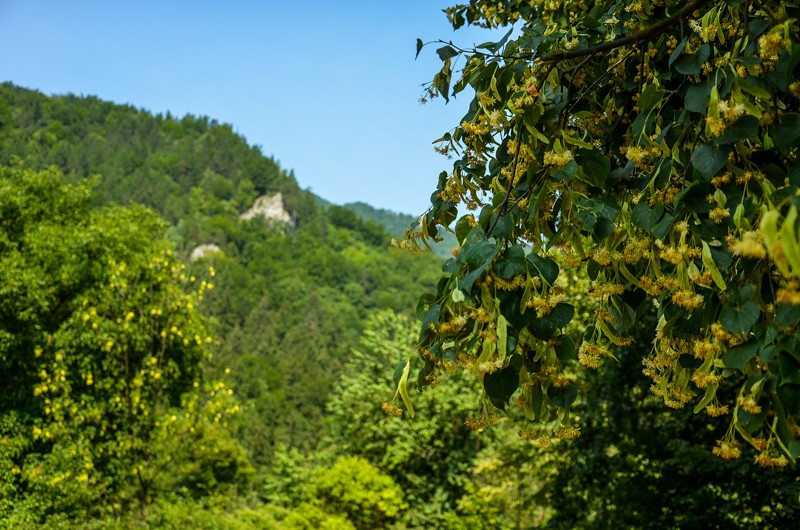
xmin=0 ymin=82 xmax=441 ymax=463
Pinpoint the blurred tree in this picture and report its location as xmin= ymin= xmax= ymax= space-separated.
xmin=0 ymin=165 xmax=250 ymax=525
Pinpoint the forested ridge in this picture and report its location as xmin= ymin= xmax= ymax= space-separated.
xmin=1 ymin=71 xmax=799 ymax=529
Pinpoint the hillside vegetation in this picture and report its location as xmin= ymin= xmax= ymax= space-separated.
xmin=1 ymin=83 xmax=799 ymax=528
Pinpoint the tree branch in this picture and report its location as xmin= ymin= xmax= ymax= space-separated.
xmin=538 ymin=0 xmax=713 ymax=64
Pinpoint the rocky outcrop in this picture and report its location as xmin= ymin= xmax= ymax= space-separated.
xmin=239 ymin=193 xmax=294 ymax=226
xmin=189 ymin=244 xmax=222 ymax=262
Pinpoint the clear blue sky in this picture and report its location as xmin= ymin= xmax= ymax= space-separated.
xmin=0 ymin=1 xmax=495 ymax=215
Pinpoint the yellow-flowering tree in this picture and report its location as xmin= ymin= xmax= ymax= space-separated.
xmin=404 ymin=0 xmax=800 ymax=464
xmin=0 ymin=165 xmax=249 ymax=525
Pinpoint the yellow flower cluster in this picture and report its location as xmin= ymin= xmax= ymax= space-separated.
xmin=590 ymin=282 xmax=625 ymax=298
xmin=527 ymin=288 xmax=566 ymax=315
xmin=381 ymin=402 xmax=403 ymax=417
xmin=737 ymin=396 xmax=762 ymax=414
xmin=656 ymin=240 xmax=700 ymax=265
xmin=705 ymin=404 xmax=730 ymax=417
xmin=729 ymin=232 xmax=767 ymax=259
xmin=578 ymin=342 xmax=609 ymax=368
xmin=776 ymin=283 xmax=800 ymax=305
xmin=555 ymin=426 xmax=581 ymax=440
xmin=755 ymin=452 xmax=789 ymax=468
xmin=713 ymin=439 xmax=742 ymax=459
xmin=543 ymin=149 xmax=574 ymax=168
xmin=638 ymin=275 xmax=678 ymax=296
xmin=494 ymin=274 xmax=528 ymax=291
xmin=709 ymin=206 xmax=730 ymax=223
xmin=671 ymin=290 xmax=704 ymax=311
xmin=758 ymin=31 xmax=791 ymax=60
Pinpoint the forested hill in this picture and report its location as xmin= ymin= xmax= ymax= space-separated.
xmin=0 ymin=81 xmax=441 ymax=463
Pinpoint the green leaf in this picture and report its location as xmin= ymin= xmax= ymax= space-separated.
xmin=779 ymin=352 xmax=800 ymax=386
xmin=715 ymin=115 xmax=759 ymax=144
xmin=722 ymin=340 xmax=759 ymax=371
xmin=420 ymin=302 xmax=442 ymax=338
xmin=576 ymin=149 xmax=610 ymax=186
xmin=685 ymin=80 xmax=713 ymax=113
xmin=455 ymin=215 xmax=474 ymax=244
xmin=531 ymin=303 xmax=574 ymax=340
xmin=719 ymin=301 xmax=760 ymax=334
xmin=484 ymin=365 xmax=519 ymax=406
xmin=494 ymin=245 xmax=526 ymax=279
xmin=552 ymin=159 xmax=577 ymax=180
xmin=668 ymin=36 xmax=689 ymax=69
xmin=415 ymin=38 xmax=424 ymax=59
xmin=776 ymin=303 xmax=800 ymax=328
xmin=460 ymin=261 xmax=491 ymax=293
xmin=544 ymin=303 xmax=574 ymax=329
xmin=694 ymin=383 xmax=719 ymax=414
xmin=487 ymin=213 xmax=513 ymax=238
xmin=436 ymin=45 xmax=458 ymax=61
xmin=638 ymin=82 xmax=665 ymax=111
xmin=527 ymin=253 xmax=559 ymax=285
xmin=737 ymin=407 xmax=766 ymax=435
xmin=547 ymin=382 xmax=578 ymax=409
xmin=632 ymin=202 xmax=665 ymax=231
xmin=497 ymin=315 xmax=508 ymax=360
xmin=393 ymin=359 xmax=415 ymax=418
xmin=608 ymin=301 xmax=636 ymax=332
xmin=773 ymin=113 xmax=800 ymax=152
xmin=477 ymin=28 xmax=514 ymax=53
xmin=702 ymin=241 xmax=727 ymax=290
xmin=673 ymin=43 xmax=711 ymax=75
xmin=554 ymin=334 xmax=576 ymax=362
xmin=459 ymin=228 xmax=498 ymax=267
xmin=651 ymin=211 xmax=676 ymax=239
xmin=691 ymin=144 xmax=728 ymax=179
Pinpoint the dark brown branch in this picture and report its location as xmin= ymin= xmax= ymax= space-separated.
xmin=538 ymin=0 xmax=713 ymax=64
xmin=434 ymin=0 xmax=714 ymax=64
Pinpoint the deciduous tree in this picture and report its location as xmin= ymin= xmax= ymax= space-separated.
xmin=405 ymin=0 xmax=800 ymax=463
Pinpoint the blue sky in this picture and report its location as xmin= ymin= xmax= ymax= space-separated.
xmin=0 ymin=1 xmax=495 ymax=215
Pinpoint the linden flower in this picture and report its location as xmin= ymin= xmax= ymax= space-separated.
xmin=693 ymin=339 xmax=720 ymax=359
xmin=543 ymin=149 xmax=574 ymax=168
xmin=737 ymin=396 xmax=762 ymax=414
xmin=705 ymin=404 xmax=730 ymax=417
xmin=671 ymin=290 xmax=704 ymax=311
xmin=777 ymin=287 xmax=800 ymax=305
xmin=578 ymin=352 xmax=602 ymax=368
xmin=709 ymin=206 xmax=730 ymax=223
xmin=382 ymin=402 xmax=403 ymax=417
xmin=759 ymin=32 xmax=790 ymax=59
xmin=590 ymin=282 xmax=625 ymax=298
xmin=590 ymin=247 xmax=613 ymax=266
xmin=755 ymin=452 xmax=789 ymax=468
xmin=622 ymin=145 xmax=651 ymax=168
xmin=692 ymin=371 xmax=720 ymax=388
xmin=713 ymin=439 xmax=742 ymax=459
xmin=555 ymin=426 xmax=581 ymax=440
xmin=729 ymin=232 xmax=767 ymax=259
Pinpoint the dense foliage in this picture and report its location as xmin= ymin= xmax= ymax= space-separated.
xmin=408 ymin=0 xmax=800 ymax=465
xmin=4 ymin=7 xmax=800 ymax=519
xmin=0 ymin=83 xmax=443 ymax=465
xmin=0 ymin=165 xmax=249 ymax=526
